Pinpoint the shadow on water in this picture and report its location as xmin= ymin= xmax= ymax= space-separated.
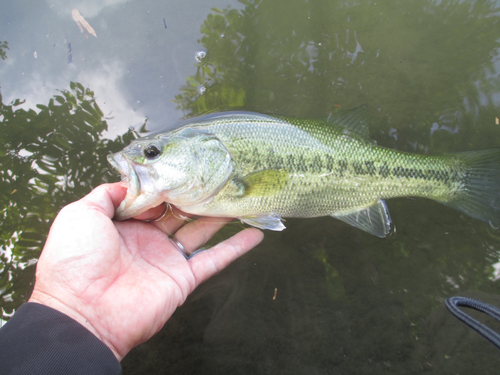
xmin=2 ymin=0 xmax=500 ymax=373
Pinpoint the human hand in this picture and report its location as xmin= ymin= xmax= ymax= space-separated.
xmin=29 ymin=183 xmax=263 ymax=361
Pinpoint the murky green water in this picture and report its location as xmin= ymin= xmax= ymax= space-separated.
xmin=2 ymin=0 xmax=500 ymax=373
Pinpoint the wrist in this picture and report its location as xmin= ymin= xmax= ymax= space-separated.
xmin=29 ymin=290 xmax=122 ymax=361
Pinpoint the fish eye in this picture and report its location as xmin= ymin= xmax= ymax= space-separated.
xmin=144 ymin=144 xmax=161 ymax=159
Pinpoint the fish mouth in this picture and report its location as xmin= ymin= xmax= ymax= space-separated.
xmin=107 ymin=152 xmax=141 ymax=197
xmin=107 ymin=152 xmax=166 ymax=220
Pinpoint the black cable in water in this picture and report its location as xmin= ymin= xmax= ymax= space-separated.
xmin=445 ymin=296 xmax=500 ymax=349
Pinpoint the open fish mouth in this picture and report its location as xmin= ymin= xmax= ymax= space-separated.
xmin=107 ymin=152 xmax=166 ymax=220
xmin=107 ymin=152 xmax=141 ymax=197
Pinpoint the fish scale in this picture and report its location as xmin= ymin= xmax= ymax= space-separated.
xmin=108 ymin=108 xmax=500 ymax=237
xmin=196 ymin=117 xmax=462 ymax=216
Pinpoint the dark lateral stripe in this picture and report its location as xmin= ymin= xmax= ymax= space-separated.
xmin=353 ymin=162 xmax=365 ymax=175
xmin=365 ymin=161 xmax=377 ymax=176
xmin=379 ymin=162 xmax=390 ymax=177
xmin=338 ymin=160 xmax=348 ymax=177
xmin=325 ymin=154 xmax=335 ymax=171
xmin=391 ymin=166 xmax=456 ymax=182
xmin=240 ymin=152 xmax=460 ymax=183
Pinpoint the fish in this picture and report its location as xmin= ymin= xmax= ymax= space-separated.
xmin=107 ymin=107 xmax=500 ymax=237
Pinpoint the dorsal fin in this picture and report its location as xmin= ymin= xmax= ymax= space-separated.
xmin=327 ymin=105 xmax=370 ymax=139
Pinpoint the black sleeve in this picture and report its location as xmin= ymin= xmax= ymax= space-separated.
xmin=0 ymin=302 xmax=121 ymax=375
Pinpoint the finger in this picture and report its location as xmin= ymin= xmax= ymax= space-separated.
xmin=172 ymin=216 xmax=234 ymax=254
xmin=151 ymin=205 xmax=194 ymax=236
xmin=131 ymin=202 xmax=193 ymax=235
xmin=78 ymin=183 xmax=127 ymax=218
xmin=133 ymin=203 xmax=168 ymax=222
xmin=189 ymin=228 xmax=264 ymax=286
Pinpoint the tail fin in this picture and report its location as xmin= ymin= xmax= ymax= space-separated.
xmin=443 ymin=148 xmax=500 ymax=228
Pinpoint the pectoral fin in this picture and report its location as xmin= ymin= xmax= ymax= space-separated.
xmin=233 ymin=169 xmax=289 ymax=198
xmin=332 ymin=199 xmax=393 ymax=237
xmin=240 ymin=214 xmax=286 ymax=231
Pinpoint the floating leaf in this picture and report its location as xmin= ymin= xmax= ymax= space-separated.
xmin=71 ymin=9 xmax=97 ymax=38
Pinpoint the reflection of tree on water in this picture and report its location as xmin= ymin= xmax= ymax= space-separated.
xmin=175 ymin=0 xmax=500 ymax=152
xmin=0 ymin=41 xmax=8 ymax=60
xmin=0 ymin=82 xmax=139 ymax=317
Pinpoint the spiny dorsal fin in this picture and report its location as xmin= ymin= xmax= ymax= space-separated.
xmin=327 ymin=104 xmax=370 ymax=139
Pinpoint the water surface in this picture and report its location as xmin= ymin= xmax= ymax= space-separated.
xmin=1 ymin=0 xmax=500 ymax=373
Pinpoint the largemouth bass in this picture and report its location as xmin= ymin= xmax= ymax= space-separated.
xmin=107 ymin=107 xmax=500 ymax=237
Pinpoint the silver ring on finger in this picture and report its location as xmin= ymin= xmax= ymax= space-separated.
xmin=171 ymin=236 xmax=189 ymax=259
xmin=146 ymin=202 xmax=170 ymax=223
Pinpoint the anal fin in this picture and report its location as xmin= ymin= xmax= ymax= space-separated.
xmin=332 ymin=200 xmax=393 ymax=237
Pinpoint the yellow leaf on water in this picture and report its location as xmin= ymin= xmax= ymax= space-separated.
xmin=71 ymin=9 xmax=97 ymax=38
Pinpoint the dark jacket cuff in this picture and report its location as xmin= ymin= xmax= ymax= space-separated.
xmin=0 ymin=302 xmax=121 ymax=374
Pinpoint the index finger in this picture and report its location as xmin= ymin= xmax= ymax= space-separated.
xmin=188 ymin=228 xmax=264 ymax=286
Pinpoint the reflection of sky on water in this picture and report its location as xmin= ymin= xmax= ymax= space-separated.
xmin=0 ymin=0 xmax=242 ymax=137
xmin=3 ymin=0 xmax=500 ymax=139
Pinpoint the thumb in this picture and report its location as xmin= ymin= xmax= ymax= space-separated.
xmin=78 ymin=183 xmax=127 ymax=219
